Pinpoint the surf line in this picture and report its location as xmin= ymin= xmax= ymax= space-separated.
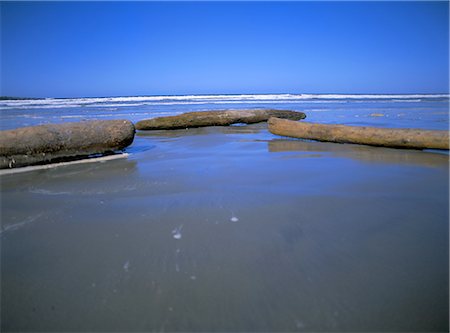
xmin=0 ymin=153 xmax=129 ymax=176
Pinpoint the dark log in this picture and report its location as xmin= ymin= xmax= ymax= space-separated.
xmin=0 ymin=120 xmax=135 ymax=168
xmin=268 ymin=117 xmax=449 ymax=150
xmin=135 ymin=109 xmax=306 ymax=130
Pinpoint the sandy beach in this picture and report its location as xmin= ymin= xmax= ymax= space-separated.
xmin=1 ymin=122 xmax=448 ymax=331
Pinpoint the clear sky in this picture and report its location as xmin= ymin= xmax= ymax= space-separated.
xmin=1 ymin=1 xmax=448 ymax=98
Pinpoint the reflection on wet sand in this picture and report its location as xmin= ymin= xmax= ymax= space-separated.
xmin=268 ymin=139 xmax=449 ymax=168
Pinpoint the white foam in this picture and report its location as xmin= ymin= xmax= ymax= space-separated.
xmin=172 ymin=225 xmax=183 ymax=240
xmin=291 ymin=93 xmax=449 ymax=100
xmin=0 ymin=213 xmax=44 ymax=234
xmin=29 ymin=189 xmax=72 ymax=195
xmin=123 ymin=260 xmax=130 ymax=272
xmin=59 ymin=115 xmax=86 ymax=119
xmin=1 ymin=93 xmax=447 ymax=110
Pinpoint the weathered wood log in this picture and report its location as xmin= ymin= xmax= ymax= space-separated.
xmin=135 ymin=109 xmax=306 ymax=130
xmin=0 ymin=120 xmax=135 ymax=169
xmin=268 ymin=117 xmax=449 ymax=150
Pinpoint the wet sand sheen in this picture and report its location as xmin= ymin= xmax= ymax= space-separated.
xmin=1 ymin=124 xmax=448 ymax=331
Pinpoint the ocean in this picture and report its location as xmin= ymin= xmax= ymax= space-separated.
xmin=1 ymin=93 xmax=448 ymax=131
xmin=1 ymin=93 xmax=449 ymax=331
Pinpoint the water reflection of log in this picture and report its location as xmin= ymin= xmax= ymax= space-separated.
xmin=268 ymin=139 xmax=449 ymax=168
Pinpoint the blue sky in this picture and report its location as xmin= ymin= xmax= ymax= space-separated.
xmin=1 ymin=1 xmax=448 ymax=98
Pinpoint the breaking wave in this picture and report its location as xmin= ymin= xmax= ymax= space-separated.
xmin=1 ymin=93 xmax=448 ymax=110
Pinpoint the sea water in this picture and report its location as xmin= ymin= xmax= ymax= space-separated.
xmin=1 ymin=93 xmax=448 ymax=131
xmin=1 ymin=94 xmax=449 ymax=331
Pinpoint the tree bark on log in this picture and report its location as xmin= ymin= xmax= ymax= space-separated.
xmin=268 ymin=117 xmax=449 ymax=150
xmin=0 ymin=120 xmax=135 ymax=169
xmin=135 ymin=109 xmax=306 ymax=130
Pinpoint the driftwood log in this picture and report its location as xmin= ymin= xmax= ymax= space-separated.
xmin=135 ymin=109 xmax=306 ymax=130
xmin=0 ymin=120 xmax=135 ymax=169
xmin=268 ymin=117 xmax=449 ymax=150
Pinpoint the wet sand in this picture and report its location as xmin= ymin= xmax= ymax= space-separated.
xmin=1 ymin=123 xmax=449 ymax=331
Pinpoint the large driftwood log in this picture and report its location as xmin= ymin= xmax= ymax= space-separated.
xmin=135 ymin=109 xmax=306 ymax=130
xmin=0 ymin=120 xmax=135 ymax=169
xmin=268 ymin=117 xmax=449 ymax=150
